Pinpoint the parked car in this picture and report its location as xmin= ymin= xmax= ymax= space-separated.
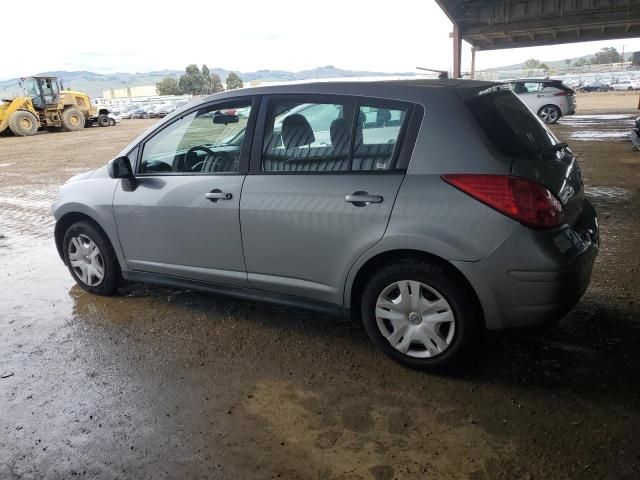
xmin=108 ymin=113 xmax=120 ymax=126
xmin=611 ymin=79 xmax=640 ymax=91
xmin=507 ymin=79 xmax=576 ymax=124
xmin=52 ymin=80 xmax=598 ymax=370
xmin=130 ymin=108 xmax=149 ymax=119
xmin=580 ymin=82 xmax=612 ymax=92
xmin=154 ymin=103 xmax=176 ymax=118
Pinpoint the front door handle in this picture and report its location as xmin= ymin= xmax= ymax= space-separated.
xmin=205 ymin=189 xmax=232 ymax=202
xmin=345 ymin=191 xmax=383 ymax=207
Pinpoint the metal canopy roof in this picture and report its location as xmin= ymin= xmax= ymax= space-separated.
xmin=436 ymin=0 xmax=640 ymax=51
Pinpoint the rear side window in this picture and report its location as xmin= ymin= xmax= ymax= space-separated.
xmin=465 ymin=89 xmax=559 ymax=160
xmin=261 ymin=98 xmax=410 ymax=173
xmin=262 ymin=101 xmax=350 ymax=172
xmin=353 ymin=105 xmax=408 ymax=171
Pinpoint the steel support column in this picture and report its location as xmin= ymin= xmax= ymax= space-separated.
xmin=452 ymin=22 xmax=462 ymax=78
xmin=470 ymin=47 xmax=476 ymax=79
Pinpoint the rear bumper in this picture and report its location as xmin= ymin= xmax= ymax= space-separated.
xmin=453 ymin=200 xmax=598 ymax=330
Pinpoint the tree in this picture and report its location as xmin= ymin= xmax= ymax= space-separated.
xmin=156 ymin=77 xmax=181 ymax=96
xmin=523 ymin=58 xmax=542 ymax=69
xmin=632 ymin=52 xmax=640 ymax=67
xmin=210 ymin=73 xmax=225 ymax=93
xmin=573 ymin=57 xmax=588 ymax=67
xmin=564 ymin=59 xmax=571 ymax=66
xmin=179 ymin=64 xmax=208 ymax=95
xmin=202 ymin=64 xmax=212 ymax=94
xmin=226 ymin=72 xmax=244 ymax=90
xmin=591 ymin=47 xmax=622 ymax=64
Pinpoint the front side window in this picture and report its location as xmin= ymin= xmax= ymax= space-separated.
xmin=139 ymin=100 xmax=251 ymax=174
xmin=261 ymin=98 xmax=409 ymax=173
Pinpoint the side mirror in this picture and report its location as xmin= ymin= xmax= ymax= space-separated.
xmin=213 ymin=112 xmax=239 ymax=124
xmin=108 ymin=156 xmax=134 ymax=178
xmin=108 ymin=156 xmax=137 ymax=191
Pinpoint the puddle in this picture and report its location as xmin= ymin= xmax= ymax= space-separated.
xmin=570 ymin=130 xmax=629 ymax=140
xmin=564 ymin=114 xmax=634 ymax=121
xmin=584 ymin=186 xmax=630 ymax=202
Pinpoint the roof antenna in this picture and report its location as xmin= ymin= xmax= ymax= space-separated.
xmin=416 ymin=67 xmax=449 ymax=79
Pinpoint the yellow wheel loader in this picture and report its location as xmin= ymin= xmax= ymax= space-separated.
xmin=0 ymin=77 xmax=100 ymax=137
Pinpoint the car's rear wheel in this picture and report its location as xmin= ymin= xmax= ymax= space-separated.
xmin=63 ymin=221 xmax=122 ymax=295
xmin=360 ymin=260 xmax=482 ymax=370
xmin=538 ymin=104 xmax=561 ymax=124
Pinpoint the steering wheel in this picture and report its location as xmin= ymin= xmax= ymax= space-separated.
xmin=186 ymin=146 xmax=219 ymax=172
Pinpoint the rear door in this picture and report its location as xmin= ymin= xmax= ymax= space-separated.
xmin=240 ymin=95 xmax=417 ymax=305
xmin=113 ymin=97 xmax=258 ymax=286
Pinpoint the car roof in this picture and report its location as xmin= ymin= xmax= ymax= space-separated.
xmin=193 ymin=78 xmax=499 ymax=105
xmin=509 ymin=78 xmax=561 ymax=83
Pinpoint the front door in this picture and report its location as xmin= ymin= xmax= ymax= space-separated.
xmin=240 ymin=96 xmax=413 ymax=304
xmin=113 ymin=98 xmax=256 ymax=287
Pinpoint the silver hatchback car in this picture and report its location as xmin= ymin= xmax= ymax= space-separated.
xmin=53 ymin=80 xmax=598 ymax=369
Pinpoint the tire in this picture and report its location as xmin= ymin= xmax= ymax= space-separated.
xmin=628 ymin=87 xmax=634 ymax=91
xmin=62 ymin=220 xmax=122 ymax=295
xmin=97 ymin=114 xmax=109 ymax=127
xmin=8 ymin=110 xmax=38 ymax=136
xmin=360 ymin=259 xmax=482 ymax=370
xmin=61 ymin=107 xmax=85 ymax=131
xmin=538 ymin=104 xmax=561 ymax=124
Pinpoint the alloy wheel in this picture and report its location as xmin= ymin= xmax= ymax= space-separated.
xmin=539 ymin=106 xmax=559 ymax=124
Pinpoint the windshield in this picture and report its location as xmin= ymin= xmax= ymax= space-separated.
xmin=465 ymin=88 xmax=560 ymax=160
xmin=21 ymin=78 xmax=40 ymax=98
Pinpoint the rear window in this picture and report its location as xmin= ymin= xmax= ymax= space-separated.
xmin=465 ymin=89 xmax=560 ymax=160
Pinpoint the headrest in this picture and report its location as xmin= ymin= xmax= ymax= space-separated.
xmin=282 ymin=114 xmax=315 ymax=149
xmin=329 ymin=116 xmax=363 ymax=150
xmin=330 ymin=117 xmax=351 ymax=150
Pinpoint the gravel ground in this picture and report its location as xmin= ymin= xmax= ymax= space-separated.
xmin=1 ymin=115 xmax=639 ymax=480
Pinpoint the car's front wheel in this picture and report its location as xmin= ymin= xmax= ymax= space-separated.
xmin=63 ymin=221 xmax=122 ymax=295
xmin=360 ymin=260 xmax=482 ymax=370
xmin=538 ymin=104 xmax=561 ymax=124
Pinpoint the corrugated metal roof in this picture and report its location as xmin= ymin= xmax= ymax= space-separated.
xmin=436 ymin=0 xmax=640 ymax=50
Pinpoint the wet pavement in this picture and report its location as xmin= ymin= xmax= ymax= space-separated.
xmin=1 ymin=117 xmax=640 ymax=479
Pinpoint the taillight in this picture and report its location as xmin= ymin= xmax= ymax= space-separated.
xmin=442 ymin=174 xmax=565 ymax=229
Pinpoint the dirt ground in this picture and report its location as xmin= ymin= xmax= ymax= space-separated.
xmin=1 ymin=103 xmax=640 ymax=480
xmin=575 ymin=90 xmax=640 ymax=113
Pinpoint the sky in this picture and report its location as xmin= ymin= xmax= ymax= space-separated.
xmin=2 ymin=0 xmax=640 ymax=80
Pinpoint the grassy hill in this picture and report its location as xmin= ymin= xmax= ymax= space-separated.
xmin=0 ymin=66 xmax=415 ymax=99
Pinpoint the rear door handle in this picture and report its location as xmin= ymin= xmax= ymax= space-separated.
xmin=345 ymin=191 xmax=383 ymax=206
xmin=205 ymin=189 xmax=232 ymax=202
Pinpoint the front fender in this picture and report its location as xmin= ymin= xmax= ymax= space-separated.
xmin=52 ymin=178 xmax=127 ymax=271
